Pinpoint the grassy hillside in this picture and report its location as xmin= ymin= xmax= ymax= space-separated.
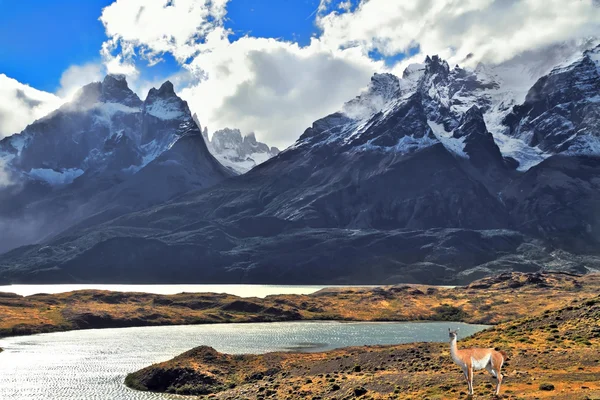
xmin=125 ymin=294 xmax=600 ymax=399
xmin=1 ymin=272 xmax=598 ymax=338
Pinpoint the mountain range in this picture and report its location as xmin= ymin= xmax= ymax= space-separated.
xmin=1 ymin=45 xmax=599 ymax=284
xmin=192 ymin=115 xmax=280 ymax=174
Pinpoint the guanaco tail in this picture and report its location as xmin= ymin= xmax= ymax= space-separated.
xmin=448 ymin=328 xmax=508 ymax=396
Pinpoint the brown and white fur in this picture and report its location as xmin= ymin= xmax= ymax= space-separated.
xmin=448 ymin=328 xmax=508 ymax=396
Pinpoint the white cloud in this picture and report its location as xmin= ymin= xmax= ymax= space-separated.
xmin=180 ymin=33 xmax=379 ymax=148
xmin=57 ymin=63 xmax=105 ymax=100
xmin=0 ymin=62 xmax=105 ymax=138
xmin=101 ymin=38 xmax=140 ymax=79
xmin=0 ymin=74 xmax=63 ymax=138
xmin=99 ymin=1 xmax=380 ymax=148
xmin=98 ymin=0 xmax=599 ymax=150
xmin=99 ymin=0 xmax=230 ymax=64
xmin=0 ymin=159 xmax=12 ymax=188
xmin=317 ymin=0 xmax=600 ymax=67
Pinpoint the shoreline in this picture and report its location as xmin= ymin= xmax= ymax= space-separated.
xmin=125 ymin=288 xmax=600 ymax=399
xmin=1 ymin=272 xmax=598 ymax=340
xmin=1 ymin=272 xmax=598 ymax=398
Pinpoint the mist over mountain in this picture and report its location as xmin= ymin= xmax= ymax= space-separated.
xmin=1 ymin=45 xmax=599 ymax=284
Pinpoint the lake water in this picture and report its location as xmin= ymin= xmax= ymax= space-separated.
xmin=0 ymin=284 xmax=358 ymax=297
xmin=0 ymin=321 xmax=489 ymax=399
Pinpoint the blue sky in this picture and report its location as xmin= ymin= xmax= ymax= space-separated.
xmin=0 ymin=0 xmax=111 ymax=91
xmin=1 ymin=0 xmax=596 ymax=146
xmin=0 ymin=0 xmax=360 ymax=92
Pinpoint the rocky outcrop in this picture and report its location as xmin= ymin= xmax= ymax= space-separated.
xmin=198 ymin=125 xmax=280 ymax=174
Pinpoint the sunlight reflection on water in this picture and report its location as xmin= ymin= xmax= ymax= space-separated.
xmin=0 ymin=321 xmax=488 ymax=399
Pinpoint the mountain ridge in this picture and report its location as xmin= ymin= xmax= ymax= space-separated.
xmin=1 ymin=46 xmax=600 ymax=284
xmin=0 ymin=74 xmax=232 ymax=254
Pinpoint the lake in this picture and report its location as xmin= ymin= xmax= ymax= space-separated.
xmin=0 ymin=284 xmax=359 ymax=297
xmin=0 ymin=321 xmax=489 ymax=399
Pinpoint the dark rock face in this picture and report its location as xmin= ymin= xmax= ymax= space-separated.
xmin=503 ymin=45 xmax=600 ymax=153
xmin=502 ymin=155 xmax=600 ymax=251
xmin=1 ymin=48 xmax=600 ymax=284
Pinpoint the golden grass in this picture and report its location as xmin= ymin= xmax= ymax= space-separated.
xmin=126 ymin=293 xmax=600 ymax=399
xmin=1 ymin=273 xmax=599 ymax=340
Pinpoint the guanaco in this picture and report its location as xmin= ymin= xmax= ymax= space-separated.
xmin=448 ymin=328 xmax=508 ymax=396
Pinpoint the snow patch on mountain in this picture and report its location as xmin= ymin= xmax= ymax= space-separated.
xmin=427 ymin=121 xmax=467 ymax=158
xmin=92 ymin=103 xmax=140 ymax=126
xmin=28 ymin=167 xmax=84 ymax=186
xmin=196 ymin=122 xmax=280 ymax=174
xmin=145 ymin=98 xmax=186 ymax=120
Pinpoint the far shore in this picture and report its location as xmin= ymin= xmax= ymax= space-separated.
xmin=0 ymin=272 xmax=597 ymax=340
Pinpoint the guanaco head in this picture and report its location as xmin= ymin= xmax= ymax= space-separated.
xmin=448 ymin=328 xmax=458 ymax=341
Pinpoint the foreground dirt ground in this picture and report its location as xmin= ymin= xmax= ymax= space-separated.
xmin=123 ymin=273 xmax=600 ymax=399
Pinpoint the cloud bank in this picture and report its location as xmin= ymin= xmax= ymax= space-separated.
xmin=2 ymin=0 xmax=599 ymax=149
xmin=0 ymin=74 xmax=63 ymax=138
xmin=97 ymin=0 xmax=599 ymax=149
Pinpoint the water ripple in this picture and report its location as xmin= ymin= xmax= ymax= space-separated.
xmin=0 ymin=321 xmax=488 ymax=399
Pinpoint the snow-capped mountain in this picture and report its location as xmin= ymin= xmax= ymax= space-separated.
xmin=0 ymin=74 xmax=232 ymax=253
xmin=1 ymin=46 xmax=600 ymax=284
xmin=191 ymin=114 xmax=279 ymax=174
xmin=503 ymin=46 xmax=600 ymax=155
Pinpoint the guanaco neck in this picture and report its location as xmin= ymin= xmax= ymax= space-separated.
xmin=450 ymin=337 xmax=461 ymax=362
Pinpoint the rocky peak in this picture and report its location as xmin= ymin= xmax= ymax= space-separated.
xmin=402 ymin=63 xmax=426 ymax=80
xmin=157 ymin=81 xmax=176 ymax=97
xmin=204 ymin=127 xmax=280 ymax=174
xmin=244 ymin=132 xmax=258 ymax=145
xmin=192 ymin=113 xmax=202 ymax=129
xmin=503 ymin=45 xmax=600 ymax=154
xmin=342 ymin=73 xmax=400 ymax=120
xmin=145 ymin=81 xmax=177 ymax=102
xmin=143 ymin=81 xmax=190 ymax=121
xmin=70 ymin=75 xmax=141 ymax=109
xmin=100 ymin=74 xmax=142 ymax=107
xmin=425 ymin=55 xmax=450 ymax=76
xmin=212 ymin=128 xmax=243 ymax=151
xmin=453 ymin=106 xmax=487 ymax=138
xmin=72 ymin=82 xmax=103 ymax=108
xmin=369 ymin=73 xmax=401 ymax=100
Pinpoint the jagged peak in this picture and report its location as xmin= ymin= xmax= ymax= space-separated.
xmin=159 ymin=80 xmax=175 ymax=95
xmin=72 ymin=82 xmax=102 ymax=107
xmin=370 ymin=72 xmax=400 ymax=87
xmin=213 ymin=128 xmax=243 ymax=141
xmin=424 ymin=54 xmax=450 ymax=75
xmin=146 ymin=80 xmax=178 ymax=102
xmin=462 ymin=105 xmax=485 ymax=123
xmin=402 ymin=63 xmax=426 ymax=80
xmin=453 ymin=105 xmax=488 ymax=139
xmin=368 ymin=73 xmax=401 ymax=98
xmin=143 ymin=80 xmax=191 ymax=121
xmin=244 ymin=132 xmax=257 ymax=143
xmin=103 ymin=73 xmax=127 ymax=84
xmin=100 ymin=73 xmax=141 ymax=107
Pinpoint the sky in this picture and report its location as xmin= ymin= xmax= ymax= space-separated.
xmin=0 ymin=0 xmax=599 ymax=148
